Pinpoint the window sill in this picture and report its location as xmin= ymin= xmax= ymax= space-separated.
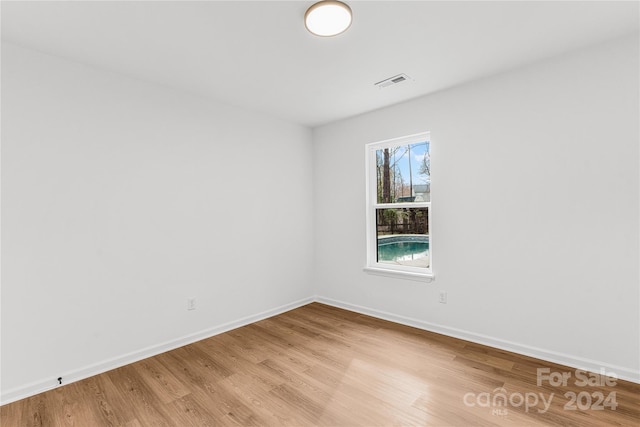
xmin=363 ymin=266 xmax=434 ymax=282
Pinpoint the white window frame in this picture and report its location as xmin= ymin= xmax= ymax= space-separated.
xmin=364 ymin=132 xmax=433 ymax=281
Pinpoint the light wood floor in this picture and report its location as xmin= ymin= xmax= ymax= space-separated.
xmin=2 ymin=303 xmax=639 ymax=426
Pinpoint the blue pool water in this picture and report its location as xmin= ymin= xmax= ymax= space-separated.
xmin=377 ymin=236 xmax=429 ymax=263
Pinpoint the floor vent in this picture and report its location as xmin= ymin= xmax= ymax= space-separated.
xmin=374 ymin=73 xmax=411 ymax=89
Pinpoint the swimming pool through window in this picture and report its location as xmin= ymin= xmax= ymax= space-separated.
xmin=364 ymin=132 xmax=432 ymax=280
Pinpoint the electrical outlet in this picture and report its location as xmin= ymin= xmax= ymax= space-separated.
xmin=439 ymin=291 xmax=447 ymax=304
xmin=187 ymin=298 xmax=196 ymax=311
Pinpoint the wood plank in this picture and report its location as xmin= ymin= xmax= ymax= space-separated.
xmin=2 ymin=302 xmax=638 ymax=426
xmin=132 ymin=357 xmax=191 ymax=404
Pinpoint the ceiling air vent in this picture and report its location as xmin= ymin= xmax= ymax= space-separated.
xmin=374 ymin=73 xmax=411 ymax=89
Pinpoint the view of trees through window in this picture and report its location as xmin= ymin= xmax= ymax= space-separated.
xmin=374 ymin=140 xmax=430 ymax=268
xmin=375 ymin=141 xmax=430 ymax=236
xmin=376 ymin=142 xmax=430 ymax=204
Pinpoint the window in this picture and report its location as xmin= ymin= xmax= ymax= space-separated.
xmin=365 ymin=132 xmax=432 ymax=280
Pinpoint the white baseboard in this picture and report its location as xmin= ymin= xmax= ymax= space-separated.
xmin=315 ymin=296 xmax=640 ymax=384
xmin=0 ymin=296 xmax=314 ymax=405
xmin=3 ymin=294 xmax=638 ymax=405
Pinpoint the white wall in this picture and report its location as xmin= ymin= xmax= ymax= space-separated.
xmin=1 ymin=42 xmax=314 ymax=401
xmin=313 ymin=35 xmax=639 ymax=381
xmin=2 ymin=32 xmax=638 ymax=404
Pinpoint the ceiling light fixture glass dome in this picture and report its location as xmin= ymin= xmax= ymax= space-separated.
xmin=305 ymin=1 xmax=352 ymax=37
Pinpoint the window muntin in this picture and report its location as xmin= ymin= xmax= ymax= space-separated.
xmin=366 ymin=133 xmax=432 ymax=278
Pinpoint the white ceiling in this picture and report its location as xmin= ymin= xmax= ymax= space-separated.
xmin=2 ymin=1 xmax=638 ymax=127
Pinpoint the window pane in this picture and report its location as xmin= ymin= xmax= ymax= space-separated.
xmin=376 ymin=207 xmax=429 ymax=268
xmin=375 ymin=141 xmax=430 ymax=204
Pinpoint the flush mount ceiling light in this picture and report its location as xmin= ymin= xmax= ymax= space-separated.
xmin=305 ymin=1 xmax=352 ymax=37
